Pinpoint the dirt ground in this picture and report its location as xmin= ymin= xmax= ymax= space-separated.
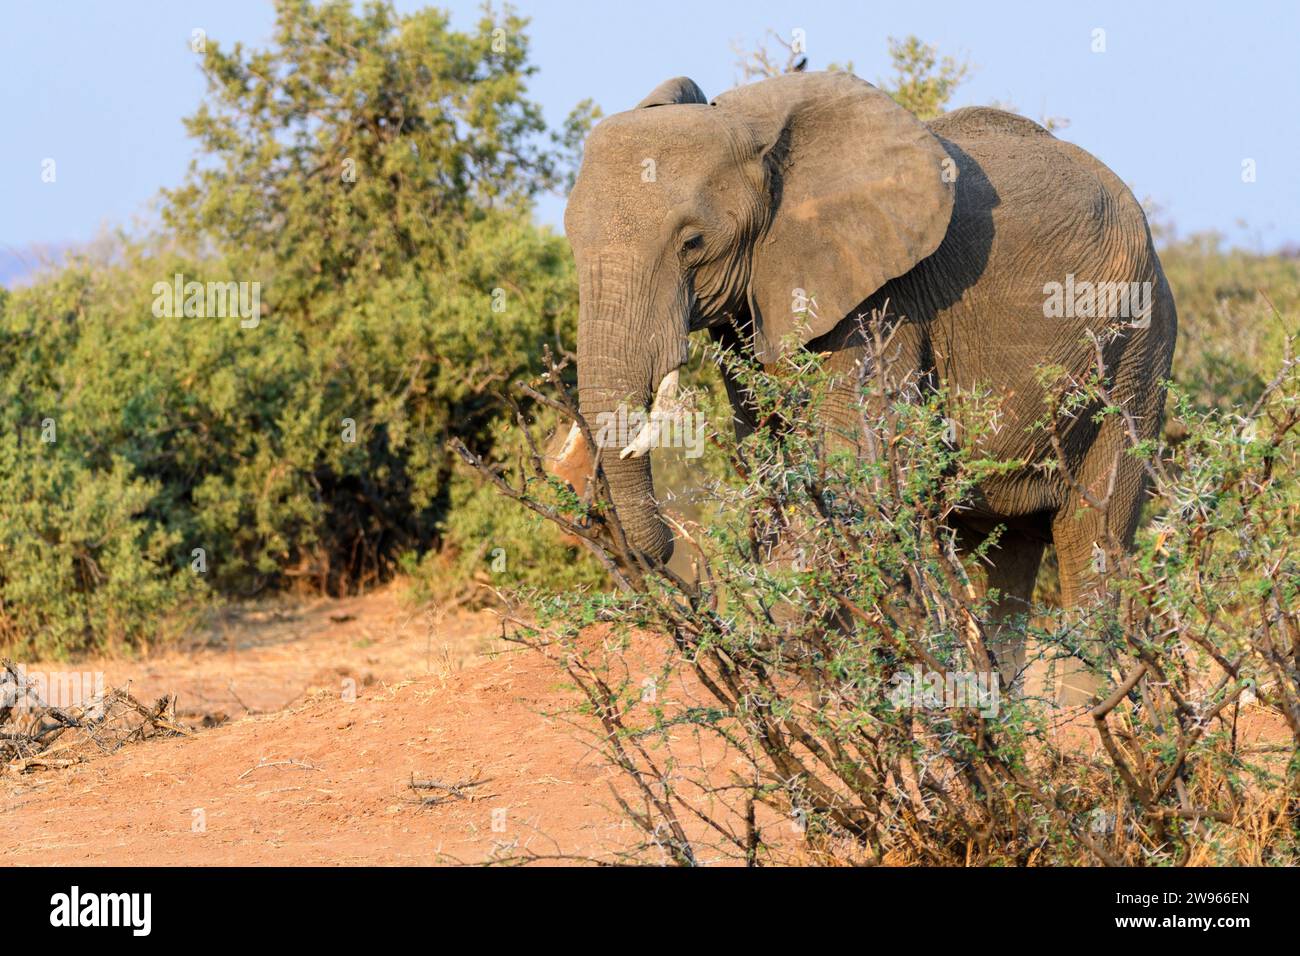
xmin=3 ymin=585 xmax=1288 ymax=866
xmin=0 ymin=587 xmax=671 ymax=865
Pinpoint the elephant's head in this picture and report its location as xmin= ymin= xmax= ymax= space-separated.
xmin=564 ymin=71 xmax=955 ymax=563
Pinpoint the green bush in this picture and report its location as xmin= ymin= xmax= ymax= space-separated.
xmin=1161 ymin=234 xmax=1300 ymax=410
xmin=0 ymin=1 xmax=596 ymax=654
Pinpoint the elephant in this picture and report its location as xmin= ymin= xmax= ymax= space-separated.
xmin=559 ymin=70 xmax=1176 ymax=691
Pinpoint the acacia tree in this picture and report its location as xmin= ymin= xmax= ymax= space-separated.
xmin=880 ymin=35 xmax=971 ymax=120
xmin=144 ymin=0 xmax=606 ymax=594
xmin=163 ymin=0 xmax=587 ymax=310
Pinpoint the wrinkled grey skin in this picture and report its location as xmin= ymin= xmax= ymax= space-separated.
xmin=564 ymin=71 xmax=1176 ymax=681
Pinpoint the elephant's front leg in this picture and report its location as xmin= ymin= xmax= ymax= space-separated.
xmin=954 ymin=523 xmax=1047 ymax=696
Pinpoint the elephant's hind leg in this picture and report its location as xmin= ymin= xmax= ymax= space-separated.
xmin=1049 ymin=426 xmax=1152 ymax=704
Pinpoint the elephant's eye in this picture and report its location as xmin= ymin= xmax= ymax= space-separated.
xmin=681 ymin=234 xmax=704 ymax=254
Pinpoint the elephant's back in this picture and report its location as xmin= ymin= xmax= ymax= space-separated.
xmin=863 ymin=107 xmax=1176 ymax=517
xmin=930 ymin=106 xmax=1056 ymax=142
xmin=926 ymin=107 xmax=1158 ymax=285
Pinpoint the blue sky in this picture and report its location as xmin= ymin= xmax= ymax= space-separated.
xmin=2 ymin=0 xmax=1297 ymax=280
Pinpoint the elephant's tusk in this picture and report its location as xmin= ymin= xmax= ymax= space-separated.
xmin=619 ymin=369 xmax=679 ymax=460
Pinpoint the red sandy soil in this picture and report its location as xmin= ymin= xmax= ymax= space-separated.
xmin=0 ymin=587 xmax=676 ymax=865
xmin=2 ymin=585 xmax=1287 ymax=866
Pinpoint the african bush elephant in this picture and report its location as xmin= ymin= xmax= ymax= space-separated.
xmin=560 ymin=71 xmax=1176 ymax=685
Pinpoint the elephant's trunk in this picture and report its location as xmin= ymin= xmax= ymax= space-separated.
xmin=576 ymin=262 xmax=679 ymax=565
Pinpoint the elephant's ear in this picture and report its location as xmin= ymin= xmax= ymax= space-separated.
xmin=714 ymin=72 xmax=955 ymax=362
xmin=636 ymin=76 xmax=708 ymax=109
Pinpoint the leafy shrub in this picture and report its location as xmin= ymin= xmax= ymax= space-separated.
xmin=0 ymin=1 xmax=596 ymax=653
xmin=1161 ymin=234 xmax=1300 ymax=410
xmin=480 ymin=312 xmax=1300 ymax=866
